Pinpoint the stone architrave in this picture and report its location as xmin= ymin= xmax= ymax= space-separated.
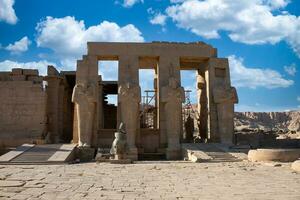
xmin=213 ymin=86 xmax=238 ymax=144
xmin=161 ymin=77 xmax=185 ymax=159
xmin=72 ymin=80 xmax=97 ymax=147
xmin=118 ymin=81 xmax=141 ymax=152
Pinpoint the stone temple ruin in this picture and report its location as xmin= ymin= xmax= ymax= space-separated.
xmin=0 ymin=42 xmax=238 ymax=161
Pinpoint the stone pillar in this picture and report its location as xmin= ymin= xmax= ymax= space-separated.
xmin=118 ymin=55 xmax=140 ymax=160
xmin=45 ymin=66 xmax=64 ymax=143
xmin=72 ymin=55 xmax=99 ymax=147
xmin=196 ymin=70 xmax=208 ymax=140
xmin=207 ymin=58 xmax=238 ymax=145
xmin=159 ymin=56 xmax=183 ymax=159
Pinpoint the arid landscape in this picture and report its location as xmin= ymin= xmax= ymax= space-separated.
xmin=235 ymin=111 xmax=300 ymax=138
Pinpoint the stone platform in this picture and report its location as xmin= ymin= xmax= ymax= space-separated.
xmin=0 ymin=161 xmax=299 ymax=199
xmin=0 ymin=144 xmax=77 ymax=164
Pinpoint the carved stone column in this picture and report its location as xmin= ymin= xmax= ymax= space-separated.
xmin=207 ymin=58 xmax=238 ymax=145
xmin=45 ymin=66 xmax=64 ymax=143
xmin=72 ymin=56 xmax=98 ymax=147
xmin=159 ymin=56 xmax=183 ymax=159
xmin=196 ymin=71 xmax=208 ymax=140
xmin=118 ymin=55 xmax=140 ymax=160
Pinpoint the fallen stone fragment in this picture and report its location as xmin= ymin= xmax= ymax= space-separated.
xmin=291 ymin=160 xmax=300 ymax=172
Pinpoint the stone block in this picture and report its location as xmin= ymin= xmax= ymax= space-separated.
xmin=76 ymin=147 xmax=95 ymax=162
xmin=109 ymin=159 xmax=132 ymax=164
xmin=248 ymin=148 xmax=300 ymax=162
xmin=11 ymin=68 xmax=23 ymax=75
xmin=11 ymin=75 xmax=26 ymax=81
xmin=23 ymin=69 xmax=39 ymax=76
xmin=291 ymin=160 xmax=300 ymax=172
xmin=0 ymin=72 xmax=11 ymax=81
xmin=27 ymin=76 xmax=43 ymax=83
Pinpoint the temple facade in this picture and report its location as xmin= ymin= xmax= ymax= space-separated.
xmin=0 ymin=42 xmax=238 ymax=160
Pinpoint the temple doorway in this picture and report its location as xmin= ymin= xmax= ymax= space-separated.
xmin=180 ymin=70 xmax=199 ymax=143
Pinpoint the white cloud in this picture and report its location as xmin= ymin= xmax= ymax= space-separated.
xmin=166 ymin=0 xmax=300 ymax=57
xmin=0 ymin=0 xmax=17 ymax=24
xmin=150 ymin=13 xmax=167 ymax=26
xmin=297 ymin=96 xmax=300 ymax=102
xmin=98 ymin=61 xmax=118 ymax=81
xmin=228 ymin=55 xmax=293 ymax=89
xmin=0 ymin=60 xmax=58 ymax=75
xmin=123 ymin=0 xmax=143 ymax=7
xmin=36 ymin=16 xmax=144 ymax=69
xmin=5 ymin=37 xmax=31 ymax=54
xmin=284 ymin=63 xmax=297 ymax=76
xmin=263 ymin=0 xmax=290 ymax=9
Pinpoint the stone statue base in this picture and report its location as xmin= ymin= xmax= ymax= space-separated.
xmin=126 ymin=147 xmax=138 ymax=161
xmin=166 ymin=148 xmax=181 ymax=160
xmin=110 ymin=158 xmax=132 ymax=164
xmin=76 ymin=147 xmax=95 ymax=162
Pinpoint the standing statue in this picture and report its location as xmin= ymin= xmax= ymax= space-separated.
xmin=161 ymin=77 xmax=185 ymax=149
xmin=118 ymin=80 xmax=141 ymax=149
xmin=72 ymin=80 xmax=97 ymax=147
xmin=110 ymin=123 xmax=128 ymax=160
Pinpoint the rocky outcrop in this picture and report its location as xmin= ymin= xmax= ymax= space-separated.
xmin=234 ymin=111 xmax=300 ymax=132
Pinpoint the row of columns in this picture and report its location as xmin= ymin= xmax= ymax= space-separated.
xmin=73 ymin=55 xmax=237 ymax=160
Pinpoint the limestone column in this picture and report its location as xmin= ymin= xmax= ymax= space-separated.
xmin=158 ymin=56 xmax=183 ymax=159
xmin=72 ymin=55 xmax=99 ymax=147
xmin=196 ymin=70 xmax=208 ymax=140
xmin=118 ymin=55 xmax=140 ymax=160
xmin=207 ymin=58 xmax=238 ymax=145
xmin=45 ymin=66 xmax=64 ymax=143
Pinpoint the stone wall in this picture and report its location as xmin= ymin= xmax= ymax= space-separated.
xmin=0 ymin=69 xmax=47 ymax=147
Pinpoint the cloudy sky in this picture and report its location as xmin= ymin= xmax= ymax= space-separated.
xmin=0 ymin=0 xmax=299 ymax=111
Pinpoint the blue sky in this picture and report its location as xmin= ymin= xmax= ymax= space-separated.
xmin=0 ymin=0 xmax=299 ymax=111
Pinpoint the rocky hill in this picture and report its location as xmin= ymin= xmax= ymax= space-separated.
xmin=234 ymin=111 xmax=300 ymax=133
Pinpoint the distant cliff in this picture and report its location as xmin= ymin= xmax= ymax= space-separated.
xmin=234 ymin=111 xmax=300 ymax=132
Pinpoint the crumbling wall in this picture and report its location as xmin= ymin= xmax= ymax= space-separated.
xmin=0 ymin=68 xmax=47 ymax=147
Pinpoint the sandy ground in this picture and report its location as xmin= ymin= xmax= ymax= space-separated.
xmin=0 ymin=160 xmax=299 ymax=200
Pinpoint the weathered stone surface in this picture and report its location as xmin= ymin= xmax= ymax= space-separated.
xmin=291 ymin=159 xmax=300 ymax=172
xmin=76 ymin=147 xmax=95 ymax=162
xmin=23 ymin=69 xmax=38 ymax=76
xmin=11 ymin=68 xmax=23 ymax=75
xmin=72 ymin=81 xmax=97 ymax=147
xmin=0 ymin=161 xmax=299 ymax=199
xmin=248 ymin=149 xmax=300 ymax=162
xmin=0 ymin=180 xmax=25 ymax=187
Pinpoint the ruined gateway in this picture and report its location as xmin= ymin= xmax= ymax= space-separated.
xmin=0 ymin=42 xmax=238 ymax=160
